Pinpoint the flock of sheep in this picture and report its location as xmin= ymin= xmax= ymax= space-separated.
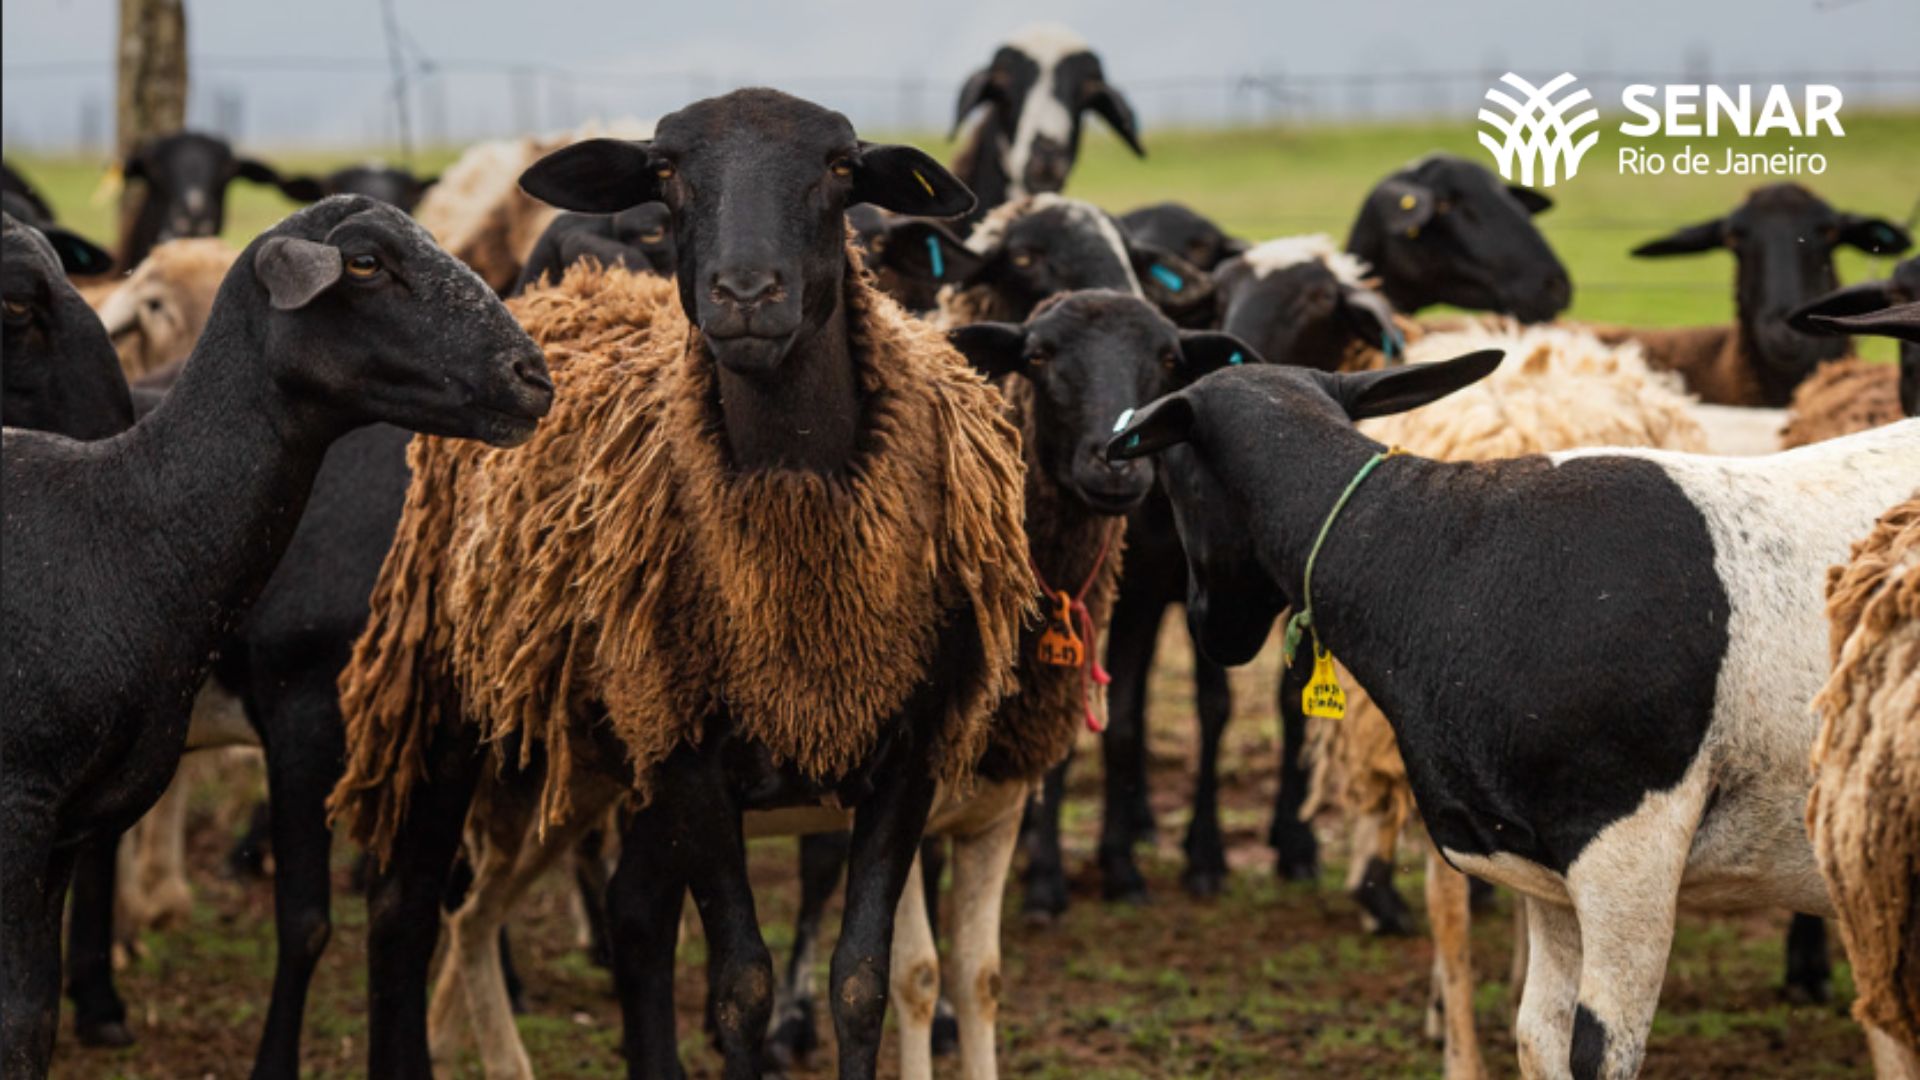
xmin=2 ymin=21 xmax=1917 ymax=1080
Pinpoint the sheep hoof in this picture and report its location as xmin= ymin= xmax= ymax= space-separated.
xmin=1023 ymin=870 xmax=1071 ymax=921
xmin=930 ymin=1009 xmax=958 ymax=1057
xmin=1181 ymin=868 xmax=1225 ymax=899
xmin=76 ymin=1018 xmax=136 ymax=1048
xmin=1275 ymin=857 xmax=1320 ymax=884
xmin=764 ymin=1003 xmax=818 ymax=1069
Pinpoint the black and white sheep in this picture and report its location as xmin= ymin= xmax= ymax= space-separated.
xmin=0 ymin=196 xmax=553 ymax=1076
xmin=948 ymin=24 xmax=1143 ymax=223
xmin=1107 ymin=352 xmax=1919 ymax=1080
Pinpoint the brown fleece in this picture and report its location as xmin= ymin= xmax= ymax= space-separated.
xmin=1808 ymin=494 xmax=1920 ymax=1048
xmin=975 ymin=375 xmax=1126 ymax=782
xmin=1581 ymin=322 xmax=1764 ymax=405
xmin=1780 ymin=358 xmax=1905 ymax=449
xmin=329 ymin=258 xmax=1034 ymax=853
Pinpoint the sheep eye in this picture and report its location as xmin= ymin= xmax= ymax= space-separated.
xmin=1160 ymin=348 xmax=1179 ymax=371
xmin=1025 ymin=346 xmax=1052 ymax=366
xmin=1010 ymin=251 xmax=1035 ymax=269
xmin=654 ymin=162 xmax=675 ymax=181
xmin=638 ymin=230 xmax=665 ymax=244
xmin=1434 ymin=199 xmax=1453 ymax=213
xmin=345 ymin=254 xmax=381 ymax=280
xmin=2 ymin=298 xmax=30 ymax=323
xmin=830 ymin=159 xmax=854 ymax=179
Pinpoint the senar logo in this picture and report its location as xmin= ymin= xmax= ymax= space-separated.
xmin=1477 ymin=72 xmax=1600 ymax=188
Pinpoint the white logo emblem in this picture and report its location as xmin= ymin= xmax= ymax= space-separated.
xmin=1478 ymin=72 xmax=1600 ymax=188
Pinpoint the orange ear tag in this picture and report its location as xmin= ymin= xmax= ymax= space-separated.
xmin=1035 ymin=590 xmax=1085 ymax=668
xmin=1301 ymin=645 xmax=1347 ymax=720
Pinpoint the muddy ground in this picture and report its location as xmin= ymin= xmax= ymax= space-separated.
xmin=53 ymin=619 xmax=1870 ymax=1078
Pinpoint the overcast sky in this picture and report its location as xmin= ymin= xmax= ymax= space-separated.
xmin=4 ymin=0 xmax=1917 ymax=149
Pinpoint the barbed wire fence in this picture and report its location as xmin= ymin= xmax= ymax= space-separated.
xmin=4 ymin=52 xmax=1918 ymax=154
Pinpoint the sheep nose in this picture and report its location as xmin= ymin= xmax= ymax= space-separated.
xmin=712 ymin=269 xmax=781 ymax=309
xmin=511 ymin=353 xmax=553 ymax=394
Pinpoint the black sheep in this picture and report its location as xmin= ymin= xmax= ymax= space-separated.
xmin=0 ymin=196 xmax=553 ymax=1075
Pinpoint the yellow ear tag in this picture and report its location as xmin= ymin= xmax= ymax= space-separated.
xmin=92 ymin=163 xmax=125 ymax=208
xmin=912 ymin=169 xmax=936 ymax=198
xmin=1399 ymin=193 xmax=1417 ymax=210
xmin=1035 ymin=590 xmax=1085 ymax=668
xmin=1301 ymin=645 xmax=1346 ymax=720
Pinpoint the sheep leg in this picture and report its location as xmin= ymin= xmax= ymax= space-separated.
xmin=920 ymin=837 xmax=958 ymax=1058
xmin=125 ymin=754 xmax=197 ymax=931
xmin=1508 ymin=895 xmax=1530 ymax=1029
xmin=947 ymin=784 xmax=1025 ymax=1080
xmin=1021 ymin=761 xmax=1073 ymax=919
xmin=1423 ymin=850 xmax=1486 ymax=1080
xmin=364 ymin=720 xmax=484 ymax=1080
xmin=1 ymin=832 xmax=71 ymax=1080
xmin=1095 ymin=583 xmax=1164 ymax=905
xmin=1269 ymin=659 xmax=1320 ymax=882
xmin=569 ymin=825 xmax=615 ymax=968
xmin=1347 ymin=812 xmax=1415 ymax=937
xmin=252 ymin=682 xmax=347 ymax=1080
xmin=766 ymin=830 xmax=849 ymax=1069
xmin=831 ymin=730 xmax=942 ymax=1080
xmin=608 ymin=808 xmax=689 ymax=1080
xmin=1514 ymin=897 xmax=1582 ymax=1080
xmin=1782 ymin=914 xmax=1832 ymax=1004
xmin=63 ymin=834 xmax=132 ymax=1048
xmin=1866 ymin=1025 xmax=1920 ymax=1080
xmin=1181 ymin=650 xmax=1234 ymax=897
xmin=889 ymin=855 xmax=940 ymax=1080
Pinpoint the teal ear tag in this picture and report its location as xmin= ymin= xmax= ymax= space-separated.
xmin=925 ymin=235 xmax=945 ymax=280
xmin=1229 ymin=351 xmax=1244 ymax=366
xmin=1149 ymin=264 xmax=1184 ymax=291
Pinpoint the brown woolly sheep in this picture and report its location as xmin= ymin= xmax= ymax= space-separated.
xmin=89 ymin=237 xmax=238 ymax=378
xmin=1302 ymin=324 xmax=1707 ymax=1080
xmin=328 ymin=89 xmax=1031 ymax=1080
xmin=1782 ymin=359 xmax=1905 ymax=450
xmin=1808 ymin=494 xmax=1920 ymax=1078
xmin=413 ymin=119 xmax=652 ymax=292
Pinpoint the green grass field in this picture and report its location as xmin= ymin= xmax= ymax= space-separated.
xmin=14 ymin=109 xmax=1918 ymax=359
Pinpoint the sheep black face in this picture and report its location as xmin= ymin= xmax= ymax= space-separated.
xmin=514 ymin=204 xmax=677 ymax=295
xmin=949 ymin=290 xmax=1249 ymax=515
xmin=1640 ymin=185 xmax=1913 ymax=387
xmin=952 ymin=195 xmax=1209 ymax=323
xmin=1105 ymin=351 xmax=1503 ymax=665
xmin=122 ymin=131 xmax=292 ymax=266
xmin=1348 ymin=154 xmax=1569 ymax=323
xmin=1213 ymin=246 xmax=1402 ymax=372
xmin=1121 ymin=202 xmax=1249 ymax=271
xmin=276 ymin=165 xmax=440 ymax=214
xmin=520 ymin=88 xmax=972 ymax=375
xmin=241 ymin=196 xmax=552 ymax=446
xmin=953 ymin=23 xmax=1144 ymax=197
xmin=1 ymin=214 xmax=134 ymax=439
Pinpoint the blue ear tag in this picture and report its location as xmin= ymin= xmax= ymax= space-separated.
xmin=1228 ymin=351 xmax=1243 ymax=366
xmin=1125 ymin=433 xmax=1141 ymax=450
xmin=1149 ymin=264 xmax=1185 ymax=292
xmin=1381 ymin=332 xmax=1397 ymax=361
xmin=1113 ymin=407 xmax=1136 ymax=433
xmin=925 ymin=235 xmax=945 ymax=280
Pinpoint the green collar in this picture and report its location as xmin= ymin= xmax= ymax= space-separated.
xmin=1280 ymin=447 xmax=1403 ymax=667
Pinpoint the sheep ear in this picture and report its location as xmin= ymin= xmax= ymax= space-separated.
xmin=254 ymin=236 xmax=344 ymax=311
xmin=1789 ymin=280 xmax=1896 ymax=335
xmin=852 ymin=143 xmax=974 ymax=219
xmin=1325 ymin=349 xmax=1503 ymax=421
xmin=1369 ymin=179 xmax=1435 ymax=237
xmin=1632 ymin=218 xmax=1725 ymax=257
xmin=1105 ymin=392 xmax=1194 ymax=462
xmin=43 ymin=226 xmax=114 ymax=277
xmin=1084 ymin=81 xmax=1145 ymax=158
xmin=1129 ymin=241 xmax=1212 ymax=315
xmin=1835 ymin=214 xmax=1912 ymax=256
xmin=951 ymin=67 xmax=997 ymax=138
xmin=1337 ymin=284 xmax=1404 ymax=359
xmin=520 ymin=139 xmax=660 ymax=214
xmin=947 ymin=322 xmax=1027 ymax=380
xmin=873 ymin=219 xmax=985 ymax=284
xmin=232 ymin=158 xmax=285 ymax=187
xmin=1507 ymin=185 xmax=1553 ymax=215
xmin=1176 ymin=331 xmax=1257 ymax=382
xmin=275 ymin=175 xmax=329 ymax=203
xmin=1805 ymin=300 xmax=1920 ymax=345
